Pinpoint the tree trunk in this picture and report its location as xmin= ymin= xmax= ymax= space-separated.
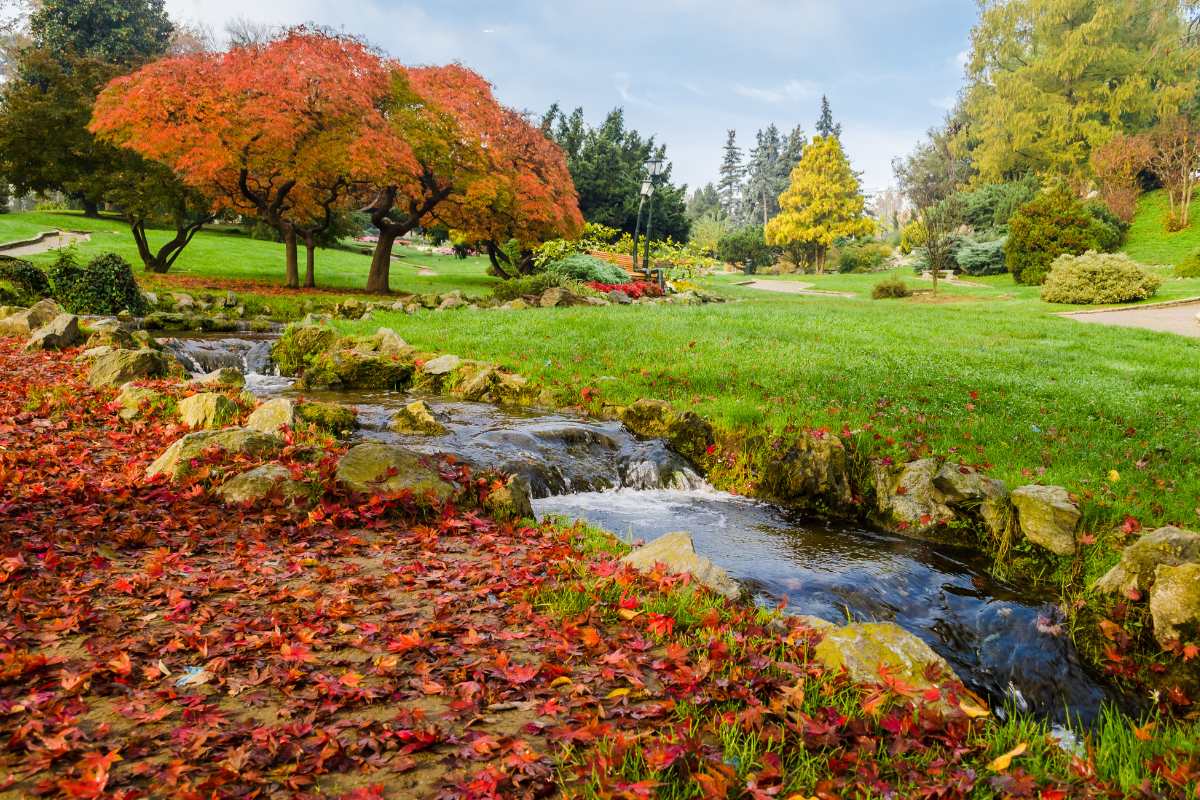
xmin=284 ymin=227 xmax=299 ymax=289
xmin=82 ymin=198 xmax=100 ymax=218
xmin=366 ymin=226 xmax=399 ymax=294
xmin=303 ymin=232 xmax=317 ymax=289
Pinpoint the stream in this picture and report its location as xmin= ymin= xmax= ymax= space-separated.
xmin=164 ymin=334 xmax=1125 ymax=727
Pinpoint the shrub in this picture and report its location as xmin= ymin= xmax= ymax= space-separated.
xmin=544 ymin=253 xmax=629 ymax=284
xmin=49 ymin=251 xmax=148 ymax=315
xmin=0 ymin=256 xmax=51 ymax=304
xmin=836 ymin=241 xmax=892 ymax=273
xmin=1005 ymin=189 xmax=1111 ymax=285
xmin=898 ymin=220 xmax=925 ymax=255
xmin=872 ymin=276 xmax=912 ymax=299
xmin=1175 ymin=251 xmax=1200 ymax=278
xmin=1039 ymin=252 xmax=1162 ymax=305
xmin=716 ymin=226 xmax=776 ymax=267
xmin=953 ymin=234 xmax=1007 ymax=276
xmin=1083 ymin=201 xmax=1128 ymax=252
xmin=587 ymin=280 xmax=663 ymax=299
xmin=492 ymin=272 xmax=574 ymax=302
xmin=956 ymin=175 xmax=1039 ymax=229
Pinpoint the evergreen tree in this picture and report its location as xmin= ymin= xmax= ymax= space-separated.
xmin=717 ymin=129 xmax=745 ymax=221
xmin=815 ymin=95 xmax=842 ymax=139
xmin=777 ymin=125 xmax=807 ymax=205
xmin=30 ymin=0 xmax=172 ymax=66
xmin=744 ymin=124 xmax=783 ymax=226
xmin=686 ymin=182 xmax=722 ymax=221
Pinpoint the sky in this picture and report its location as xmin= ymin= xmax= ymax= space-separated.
xmin=164 ymin=0 xmax=980 ymax=197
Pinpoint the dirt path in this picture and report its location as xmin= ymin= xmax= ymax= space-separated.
xmin=0 ymin=229 xmax=90 ymax=257
xmin=1064 ymin=299 xmax=1200 ymax=339
xmin=739 ymin=279 xmax=856 ymax=298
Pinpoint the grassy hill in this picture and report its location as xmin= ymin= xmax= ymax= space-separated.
xmin=1122 ymin=189 xmax=1200 ymax=268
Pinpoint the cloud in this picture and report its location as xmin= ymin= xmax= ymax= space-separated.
xmin=734 ymin=79 xmax=820 ymax=105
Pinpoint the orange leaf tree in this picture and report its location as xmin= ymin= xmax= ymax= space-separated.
xmin=91 ymin=29 xmax=402 ymax=288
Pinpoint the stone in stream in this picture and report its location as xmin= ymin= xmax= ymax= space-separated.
xmin=335 ymin=442 xmax=456 ymax=501
xmin=0 ymin=298 xmax=63 ymax=336
xmin=413 ymin=354 xmax=462 ymax=393
xmin=482 ymin=475 xmax=534 ymax=521
xmin=1010 ymin=485 xmax=1080 ymax=556
xmin=620 ymin=531 xmax=742 ymax=600
xmin=812 ymin=622 xmax=961 ymax=695
xmin=271 ymin=324 xmax=338 ymax=376
xmin=1094 ymin=526 xmax=1200 ymax=596
xmin=1149 ymin=563 xmax=1200 ymax=647
xmin=246 ymin=397 xmax=295 ymax=434
xmin=25 ymin=313 xmax=82 ymax=350
xmin=217 ymin=464 xmax=308 ymax=505
xmin=178 ymin=393 xmax=238 ymax=430
xmin=619 ymin=399 xmax=714 ymax=463
xmin=299 ymin=348 xmax=413 ymax=391
xmin=451 ymin=362 xmax=498 ymax=402
xmin=872 ymin=458 xmax=955 ymax=539
xmin=189 ymin=367 xmax=245 ymax=388
xmin=391 ymin=400 xmax=447 ymax=436
xmin=295 ymin=401 xmax=357 ymax=435
xmin=86 ymin=327 xmax=137 ymax=351
xmin=757 ymin=431 xmax=854 ymax=513
xmin=146 ymin=428 xmax=281 ymax=480
xmin=88 ymin=348 xmax=177 ymax=388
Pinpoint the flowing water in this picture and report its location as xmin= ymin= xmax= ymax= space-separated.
xmin=161 ymin=334 xmax=1126 ymax=726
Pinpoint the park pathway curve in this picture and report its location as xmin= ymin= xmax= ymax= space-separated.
xmin=1065 ymin=299 xmax=1200 ymax=339
xmin=0 ymin=230 xmax=90 ymax=257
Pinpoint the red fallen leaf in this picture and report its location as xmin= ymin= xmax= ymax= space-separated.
xmin=110 ymin=577 xmax=135 ymax=593
xmin=503 ymin=662 xmax=539 ymax=685
xmin=1183 ymin=644 xmax=1199 ymax=661
xmin=279 ymin=642 xmax=315 ymax=662
xmin=646 ymin=613 xmax=675 ymax=637
xmin=1121 ymin=515 xmax=1142 ymax=534
xmin=107 ymin=652 xmax=132 ymax=676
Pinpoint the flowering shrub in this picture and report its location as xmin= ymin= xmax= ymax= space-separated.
xmin=587 ymin=280 xmax=663 ymax=299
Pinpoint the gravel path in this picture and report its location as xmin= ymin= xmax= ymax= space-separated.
xmin=1065 ymin=300 xmax=1200 ymax=338
xmin=0 ymin=230 xmax=90 ymax=257
xmin=740 ymin=279 xmax=856 ymax=297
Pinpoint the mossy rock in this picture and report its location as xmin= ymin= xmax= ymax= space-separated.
xmin=299 ymin=349 xmax=413 ymax=390
xmin=758 ymin=432 xmax=854 ymax=513
xmin=390 ymin=400 xmax=446 ymax=435
xmin=178 ymin=392 xmax=239 ymax=430
xmin=335 ymin=442 xmax=456 ymax=501
xmin=272 ymin=324 xmax=338 ymax=376
xmin=412 ymin=354 xmax=462 ymax=393
xmin=296 ymin=401 xmax=357 ymax=435
xmin=116 ymin=382 xmax=165 ymax=421
xmin=146 ymin=428 xmax=281 ymax=480
xmin=216 ymin=464 xmax=308 ymax=505
xmin=813 ymin=622 xmax=960 ymax=695
xmin=246 ymin=397 xmax=296 ymax=434
xmin=88 ymin=348 xmax=177 ymax=388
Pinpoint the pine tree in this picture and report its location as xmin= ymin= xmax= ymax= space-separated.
xmin=744 ymin=124 xmax=783 ymax=226
xmin=717 ymin=129 xmax=744 ymax=221
xmin=815 ymin=95 xmax=841 ymax=139
xmin=764 ymin=135 xmax=872 ymax=272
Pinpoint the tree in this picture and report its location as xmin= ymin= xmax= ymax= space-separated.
xmin=744 ymin=124 xmax=783 ymax=226
xmin=29 ymin=0 xmax=172 ymax=66
xmin=815 ymin=95 xmax=841 ymax=139
xmin=686 ymin=183 xmax=722 ymax=222
xmin=717 ymin=225 xmax=775 ymax=267
xmin=102 ymin=156 xmax=213 ymax=273
xmin=1090 ymin=133 xmax=1154 ymax=222
xmin=92 ymin=29 xmax=399 ymax=288
xmin=717 ymin=129 xmax=744 ymax=220
xmin=765 ymin=135 xmax=873 ymax=272
xmin=963 ymin=0 xmax=1199 ymax=183
xmin=1146 ymin=114 xmax=1200 ymax=230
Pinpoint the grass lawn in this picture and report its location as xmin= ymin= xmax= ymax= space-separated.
xmin=339 ymin=274 xmax=1200 ymax=567
xmin=1123 ymin=189 xmax=1200 ymax=268
xmin=0 ymin=211 xmax=498 ymax=312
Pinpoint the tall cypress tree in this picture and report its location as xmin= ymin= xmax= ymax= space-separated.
xmin=717 ymin=129 xmax=744 ymax=222
xmin=816 ymin=95 xmax=842 ymax=139
xmin=744 ymin=124 xmax=783 ymax=226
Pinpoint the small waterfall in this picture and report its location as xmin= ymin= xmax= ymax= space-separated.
xmin=160 ymin=336 xmax=290 ymax=395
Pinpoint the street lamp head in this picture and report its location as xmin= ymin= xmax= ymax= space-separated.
xmin=645 ymin=157 xmax=666 ymax=178
xmin=640 ymin=178 xmax=654 ymax=197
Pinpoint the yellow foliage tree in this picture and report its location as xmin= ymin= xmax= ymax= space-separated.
xmin=764 ymin=135 xmax=873 ymax=273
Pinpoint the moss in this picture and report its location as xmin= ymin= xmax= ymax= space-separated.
xmin=271 ymin=324 xmax=338 ymax=376
xmin=299 ymin=349 xmax=414 ymax=390
xmin=296 ymin=401 xmax=357 ymax=435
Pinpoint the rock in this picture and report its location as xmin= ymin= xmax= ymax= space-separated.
xmin=216 ymin=464 xmax=307 ymax=505
xmin=1094 ymin=526 xmax=1200 ymax=595
xmin=873 ymin=459 xmax=955 ymax=537
xmin=271 ymin=324 xmax=338 ymax=376
xmin=198 ymin=316 xmax=239 ymax=333
xmin=390 ymin=400 xmax=447 ymax=436
xmin=25 ymin=314 xmax=82 ymax=350
xmin=142 ymin=291 xmax=159 ymax=307
xmin=299 ymin=349 xmax=413 ymax=391
xmin=933 ymin=463 xmax=1007 ymax=506
xmin=116 ymin=382 xmax=163 ymax=421
xmin=757 ymin=432 xmax=854 ymax=513
xmin=370 ymin=328 xmax=412 ymax=359
xmin=483 ymin=475 xmax=534 ymax=521
xmin=86 ymin=328 xmax=136 ymax=350
xmin=142 ymin=312 xmax=190 ymax=331
xmin=812 ymin=622 xmax=959 ymax=693
xmin=620 ymin=531 xmax=741 ymax=600
xmin=0 ymin=298 xmax=63 ymax=336
xmin=539 ymin=287 xmax=566 ymax=308
xmin=88 ymin=348 xmax=175 ymax=388
xmin=333 ymin=298 xmax=366 ymax=319
xmin=438 ymin=295 xmax=467 ymax=311
xmin=501 ymin=299 xmax=528 ymax=310
xmin=451 ymin=363 xmax=498 ymax=402
xmin=621 ymin=399 xmax=674 ymax=437
xmin=189 ymin=367 xmax=245 ymax=388
xmin=979 ymin=496 xmax=1013 ymax=539
xmin=491 ymin=372 xmax=539 ymax=406
xmin=412 ymin=354 xmax=462 ymax=393
xmin=608 ymin=290 xmax=632 ymax=305
xmin=1010 ymin=485 xmax=1079 ymax=556
xmin=223 ymin=291 xmax=238 ymax=308
xmin=79 ymin=345 xmax=114 ymax=361
xmin=245 ymin=398 xmax=296 ymax=434
xmin=146 ymin=428 xmax=281 ymax=480
xmin=335 ymin=442 xmax=456 ymax=501
xmin=1149 ymin=563 xmax=1200 ymax=646
xmin=178 ymin=393 xmax=238 ymax=430
xmin=171 ymin=292 xmax=195 ymax=311
xmin=619 ymin=400 xmax=717 ymax=461
xmin=295 ymin=401 xmax=357 ymax=434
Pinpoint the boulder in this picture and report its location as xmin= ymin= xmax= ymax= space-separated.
xmin=451 ymin=363 xmax=498 ymax=402
xmin=1149 ymin=563 xmax=1200 ymax=646
xmin=1094 ymin=526 xmax=1200 ymax=595
xmin=271 ymin=324 xmax=338 ymax=376
xmin=0 ymin=298 xmax=63 ymax=336
xmin=170 ymin=292 xmax=195 ymax=311
xmin=146 ymin=428 xmax=281 ymax=480
xmin=189 ymin=367 xmax=245 ymax=388
xmin=390 ymin=400 xmax=447 ymax=436
xmin=1010 ymin=485 xmax=1079 ymax=556
xmin=620 ymin=531 xmax=742 ymax=600
xmin=116 ymin=382 xmax=163 ymax=421
xmin=369 ymin=328 xmax=412 ymax=359
xmin=757 ymin=432 xmax=854 ymax=513
xmin=500 ymin=299 xmax=529 ymax=310
xmin=482 ymin=475 xmax=534 ymax=521
xmin=539 ymin=287 xmax=566 ymax=308
xmin=608 ymin=290 xmax=633 ymax=305
xmin=178 ymin=393 xmax=238 ymax=430
xmin=295 ymin=401 xmax=357 ymax=434
xmin=491 ymin=372 xmax=539 ymax=406
xmin=142 ymin=312 xmax=191 ymax=331
xmin=620 ymin=399 xmax=674 ymax=438
xmin=438 ymin=295 xmax=467 ymax=311
xmin=933 ymin=463 xmax=1007 ymax=506
xmin=335 ymin=442 xmax=456 ymax=501
xmin=88 ymin=348 xmax=176 ymax=388
xmin=413 ymin=354 xmax=462 ymax=392
xmin=246 ymin=398 xmax=296 ymax=434
xmin=25 ymin=314 xmax=82 ymax=350
xmin=216 ymin=464 xmax=307 ymax=505
xmin=812 ymin=622 xmax=959 ymax=693
xmin=873 ymin=458 xmax=955 ymax=537
xmin=299 ymin=349 xmax=413 ymax=391
xmin=78 ymin=346 xmax=113 ymax=361
xmin=333 ymin=298 xmax=366 ymax=319
xmin=86 ymin=328 xmax=136 ymax=350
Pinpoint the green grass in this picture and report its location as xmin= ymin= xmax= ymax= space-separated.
xmin=1123 ymin=189 xmax=1200 ymax=268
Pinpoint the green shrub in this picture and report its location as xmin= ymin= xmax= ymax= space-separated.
xmin=716 ymin=225 xmax=776 ymax=266
xmin=954 ymin=234 xmax=1007 ymax=276
xmin=0 ymin=256 xmax=51 ymax=304
xmin=1083 ymin=201 xmax=1128 ymax=252
xmin=1039 ymin=252 xmax=1162 ymax=305
xmin=492 ymin=272 xmax=575 ymax=302
xmin=543 ymin=253 xmax=628 ymax=284
xmin=956 ymin=176 xmax=1039 ymax=229
xmin=1175 ymin=251 xmax=1200 ymax=278
xmin=836 ymin=241 xmax=892 ymax=273
xmin=49 ymin=251 xmax=148 ymax=315
xmin=872 ymin=276 xmax=912 ymax=299
xmin=1005 ymin=189 xmax=1111 ymax=285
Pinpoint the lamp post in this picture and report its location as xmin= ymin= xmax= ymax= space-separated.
xmin=630 ymin=156 xmax=666 ymax=277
